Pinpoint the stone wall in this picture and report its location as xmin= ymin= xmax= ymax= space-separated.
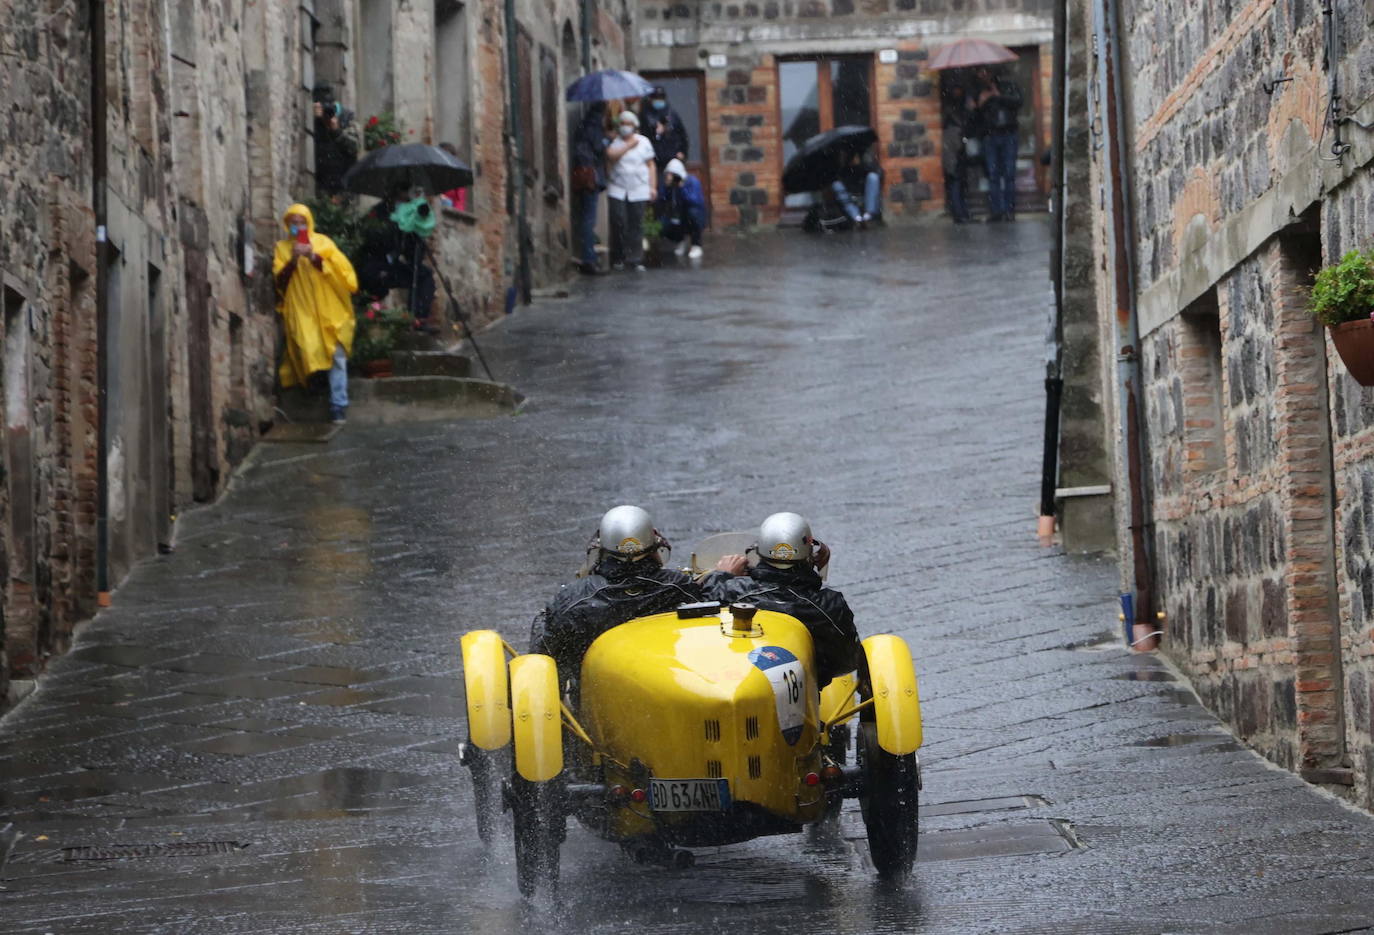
xmin=0 ymin=0 xmax=624 ymax=704
xmin=1095 ymin=0 xmax=1374 ymax=797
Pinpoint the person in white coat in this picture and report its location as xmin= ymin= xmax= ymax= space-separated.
xmin=605 ymin=110 xmax=657 ymax=272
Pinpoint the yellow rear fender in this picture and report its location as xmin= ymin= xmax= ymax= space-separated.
xmin=510 ymin=654 xmax=564 ymax=782
xmin=460 ymin=630 xmax=511 ymax=751
xmin=861 ymin=635 xmax=923 ymax=755
xmin=820 ymin=672 xmax=860 ymax=727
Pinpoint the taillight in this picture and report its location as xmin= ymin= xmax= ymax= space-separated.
xmin=630 ymin=788 xmax=648 ymax=803
xmin=803 ymin=772 xmax=821 ymax=787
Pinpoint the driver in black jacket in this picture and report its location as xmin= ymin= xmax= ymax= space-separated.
xmin=530 ymin=505 xmax=703 ymax=680
xmin=702 ymin=512 xmax=862 ymax=688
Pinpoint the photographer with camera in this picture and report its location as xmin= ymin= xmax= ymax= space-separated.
xmin=356 ymin=182 xmax=439 ymax=329
xmin=312 ymin=84 xmax=359 ymax=197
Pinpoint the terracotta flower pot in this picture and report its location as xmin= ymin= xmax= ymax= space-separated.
xmin=360 ymin=359 xmax=393 ymax=379
xmin=1329 ymin=319 xmax=1374 ymax=386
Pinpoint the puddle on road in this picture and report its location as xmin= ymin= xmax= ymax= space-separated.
xmin=918 ymin=821 xmax=1080 ymax=862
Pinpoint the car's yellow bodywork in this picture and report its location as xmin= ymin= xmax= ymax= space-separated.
xmin=459 ymin=604 xmax=924 ymax=848
xmin=460 ymin=630 xmax=511 ymax=751
xmin=580 ymin=606 xmax=829 ymax=838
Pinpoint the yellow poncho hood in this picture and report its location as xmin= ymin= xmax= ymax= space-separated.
xmin=273 ymin=203 xmax=358 ymax=388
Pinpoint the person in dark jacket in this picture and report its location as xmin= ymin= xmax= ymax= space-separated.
xmin=831 ymin=149 xmax=883 ymax=228
xmin=312 ymin=84 xmax=358 ymax=196
xmin=355 ymin=184 xmax=437 ymax=324
xmin=702 ymin=512 xmax=862 ymax=688
xmin=530 ymin=505 xmax=703 ymax=681
xmin=655 ymin=158 xmax=707 ymax=259
xmin=973 ymin=66 xmax=1023 ymax=222
xmin=641 ymin=86 xmax=690 ymax=173
xmin=571 ymin=102 xmax=609 ymax=274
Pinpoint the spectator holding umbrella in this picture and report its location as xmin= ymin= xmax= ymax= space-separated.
xmin=570 ymin=101 xmax=610 ymax=274
xmin=973 ymin=65 xmax=1022 ymax=222
xmin=605 ymin=110 xmax=657 ymax=272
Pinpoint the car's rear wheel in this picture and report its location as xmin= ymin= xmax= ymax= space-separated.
xmin=463 ymin=742 xmax=508 ymax=845
xmin=858 ymin=721 xmax=919 ymax=879
xmin=510 ymin=775 xmax=565 ymax=897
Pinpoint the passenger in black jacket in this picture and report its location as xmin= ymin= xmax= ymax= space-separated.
xmin=530 ymin=505 xmax=702 ymax=680
xmin=702 ymin=512 xmax=863 ymax=688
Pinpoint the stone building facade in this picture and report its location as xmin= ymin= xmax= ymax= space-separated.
xmin=634 ymin=0 xmax=1055 ymax=227
xmin=0 ymin=0 xmax=624 ymax=705
xmin=1084 ymin=0 xmax=1374 ymax=799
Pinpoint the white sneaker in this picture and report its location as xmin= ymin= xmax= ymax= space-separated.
xmin=674 ymin=240 xmax=689 ymax=257
xmin=633 ymin=264 xmax=647 ymax=272
xmin=687 ymin=245 xmax=703 ymax=260
xmin=611 ymin=262 xmax=625 ymax=271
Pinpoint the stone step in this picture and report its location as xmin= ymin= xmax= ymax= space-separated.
xmin=275 ymin=376 xmax=523 ymax=426
xmin=390 ymin=350 xmax=473 ymax=378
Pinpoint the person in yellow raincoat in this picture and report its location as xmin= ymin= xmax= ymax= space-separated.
xmin=274 ymin=203 xmax=358 ymax=423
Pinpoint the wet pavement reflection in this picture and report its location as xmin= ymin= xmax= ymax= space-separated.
xmin=6 ymin=223 xmax=1374 ymax=933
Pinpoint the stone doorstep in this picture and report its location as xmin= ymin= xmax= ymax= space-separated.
xmin=6 ymin=679 xmax=36 ymax=707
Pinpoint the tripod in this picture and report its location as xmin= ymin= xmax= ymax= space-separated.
xmin=407 ymin=234 xmax=496 ymax=382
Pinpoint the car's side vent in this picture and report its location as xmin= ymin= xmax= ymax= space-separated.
xmin=745 ymin=716 xmax=759 ymax=740
xmin=704 ymin=719 xmax=721 ymax=743
xmin=748 ymin=755 xmax=762 ymax=779
xmin=707 ymin=759 xmax=723 ymax=778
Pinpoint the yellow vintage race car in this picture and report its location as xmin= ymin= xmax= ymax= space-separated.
xmin=458 ymin=559 xmax=923 ymax=896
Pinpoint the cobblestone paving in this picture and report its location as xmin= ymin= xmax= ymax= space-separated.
xmin=4 ymin=222 xmax=1374 ymax=933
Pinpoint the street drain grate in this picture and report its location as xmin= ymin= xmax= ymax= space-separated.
xmin=62 ymin=841 xmax=245 ymax=861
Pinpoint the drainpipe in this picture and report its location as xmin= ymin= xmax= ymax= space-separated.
xmin=1039 ymin=0 xmax=1068 ymax=545
xmin=580 ymin=0 xmax=592 ymax=72
xmin=92 ymin=0 xmax=110 ymax=603
xmin=1093 ymin=0 xmax=1157 ymax=649
xmin=503 ymin=0 xmax=531 ymax=306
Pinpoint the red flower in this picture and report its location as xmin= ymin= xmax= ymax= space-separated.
xmin=368 ymin=116 xmax=379 ymax=127
xmin=366 ymin=310 xmax=376 ymax=319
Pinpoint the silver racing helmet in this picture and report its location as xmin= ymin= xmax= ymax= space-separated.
xmin=595 ymin=505 xmax=661 ymax=562
xmin=757 ymin=512 xmax=814 ymax=565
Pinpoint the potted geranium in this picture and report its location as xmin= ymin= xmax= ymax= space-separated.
xmin=1312 ymin=248 xmax=1374 ymax=386
xmin=352 ymin=300 xmax=414 ymax=377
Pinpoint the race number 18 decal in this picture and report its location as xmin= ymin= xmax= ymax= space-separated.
xmin=748 ymin=646 xmax=806 ymax=745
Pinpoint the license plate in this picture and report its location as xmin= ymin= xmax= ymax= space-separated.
xmin=649 ymin=778 xmax=732 ymax=812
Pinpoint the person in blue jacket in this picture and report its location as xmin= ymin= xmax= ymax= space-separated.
xmin=655 ymin=158 xmax=707 ymax=260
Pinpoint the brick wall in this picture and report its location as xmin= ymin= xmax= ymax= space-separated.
xmin=706 ymin=58 xmax=780 ymax=228
xmin=874 ymin=43 xmax=937 ymax=215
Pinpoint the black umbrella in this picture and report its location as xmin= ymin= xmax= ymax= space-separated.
xmin=782 ymin=125 xmax=878 ymax=194
xmin=342 ymin=143 xmax=475 ymax=198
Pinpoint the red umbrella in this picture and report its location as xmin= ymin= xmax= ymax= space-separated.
xmin=927 ymin=38 xmax=1019 ymax=71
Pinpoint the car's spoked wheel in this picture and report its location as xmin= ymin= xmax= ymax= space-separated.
xmin=858 ymin=721 xmax=919 ymax=879
xmin=463 ymin=742 xmax=509 ymax=845
xmin=510 ymin=775 xmax=566 ymax=897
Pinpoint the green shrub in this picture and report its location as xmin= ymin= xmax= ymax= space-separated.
xmin=352 ymin=300 xmax=414 ymax=364
xmin=1311 ymin=249 xmax=1374 ymax=326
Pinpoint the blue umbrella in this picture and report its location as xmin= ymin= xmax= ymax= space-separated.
xmin=565 ymin=69 xmax=655 ymax=102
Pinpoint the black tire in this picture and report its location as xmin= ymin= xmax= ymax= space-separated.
xmin=511 ymin=775 xmax=566 ymax=898
xmin=819 ymin=722 xmax=851 ymax=824
xmin=465 ymin=743 xmax=508 ymax=845
xmin=858 ymin=721 xmax=919 ymax=879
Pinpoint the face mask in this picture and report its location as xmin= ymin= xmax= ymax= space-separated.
xmin=652 ymin=99 xmax=666 ymax=111
xmin=618 ymin=124 xmax=635 ymax=138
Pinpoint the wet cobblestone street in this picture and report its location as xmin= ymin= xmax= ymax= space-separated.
xmin=5 ymin=222 xmax=1374 ymax=933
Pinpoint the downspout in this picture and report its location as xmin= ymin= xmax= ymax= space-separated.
xmin=1039 ymin=0 xmax=1068 ymax=545
xmin=1093 ymin=0 xmax=1157 ymax=649
xmin=92 ymin=0 xmax=111 ymax=604
xmin=503 ymin=0 xmax=532 ymax=306
xmin=580 ymin=0 xmax=592 ymax=72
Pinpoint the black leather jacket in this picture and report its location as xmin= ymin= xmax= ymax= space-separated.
xmin=702 ymin=563 xmax=862 ymax=687
xmin=530 ymin=557 xmax=702 ymax=678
